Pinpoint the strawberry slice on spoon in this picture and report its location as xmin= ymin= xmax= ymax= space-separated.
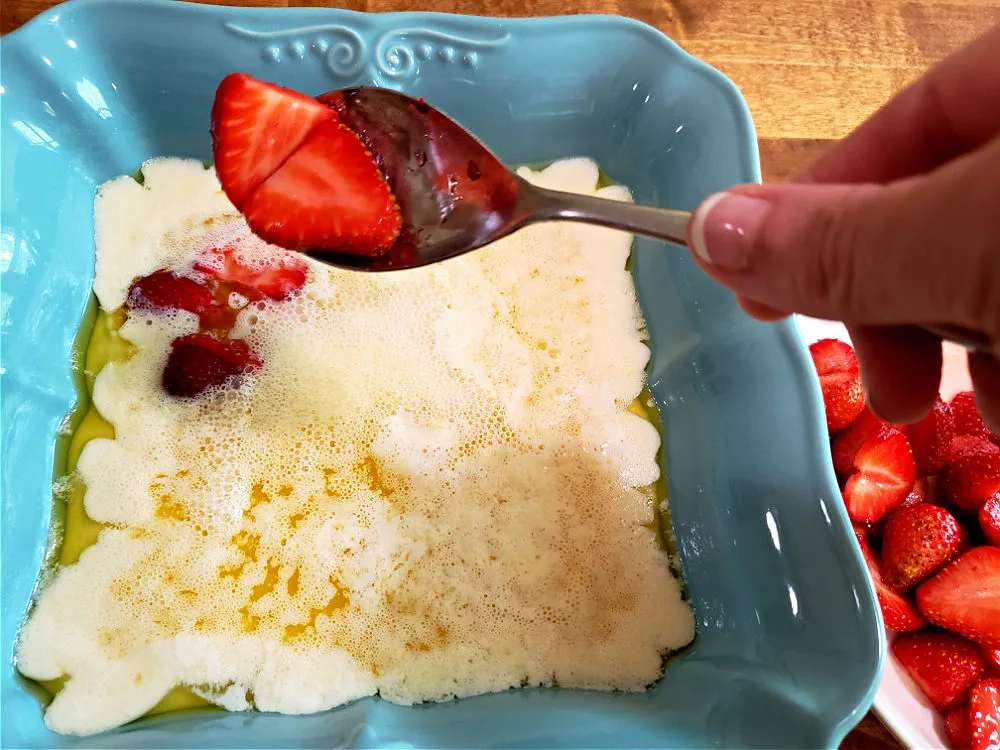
xmin=211 ymin=73 xmax=402 ymax=256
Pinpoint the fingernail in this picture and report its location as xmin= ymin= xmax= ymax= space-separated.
xmin=689 ymin=191 xmax=770 ymax=270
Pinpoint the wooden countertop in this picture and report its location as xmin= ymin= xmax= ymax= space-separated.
xmin=4 ymin=1 xmax=999 ymax=747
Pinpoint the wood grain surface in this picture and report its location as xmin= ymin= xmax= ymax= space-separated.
xmin=4 ymin=1 xmax=999 ymax=747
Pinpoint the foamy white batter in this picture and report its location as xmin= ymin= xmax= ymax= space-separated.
xmin=17 ymin=157 xmax=694 ymax=736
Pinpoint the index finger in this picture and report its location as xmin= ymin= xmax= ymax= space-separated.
xmin=801 ymin=24 xmax=1000 ymax=185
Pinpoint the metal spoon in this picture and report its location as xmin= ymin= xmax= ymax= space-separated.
xmin=310 ymin=87 xmax=992 ymax=355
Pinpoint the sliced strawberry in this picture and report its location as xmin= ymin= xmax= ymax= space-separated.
xmin=945 ymin=704 xmax=973 ymax=750
xmin=162 ymin=334 xmax=261 ymax=398
xmin=856 ymin=530 xmax=927 ymax=631
xmin=832 ymin=408 xmax=894 ymax=478
xmin=809 ymin=339 xmax=865 ymax=433
xmin=843 ymin=431 xmax=917 ymax=523
xmin=242 ymin=119 xmax=402 ymax=256
xmin=893 ymin=631 xmax=985 ymax=712
xmin=127 ymin=270 xmax=218 ymax=319
xmin=941 ymin=437 xmax=1000 ymax=513
xmin=917 ymin=547 xmax=1000 ymax=647
xmin=970 ymin=678 xmax=1000 ymax=750
xmin=194 ymin=244 xmax=308 ymax=301
xmin=211 ymin=73 xmax=336 ymax=209
xmin=952 ymin=391 xmax=1000 ymax=447
xmin=881 ymin=504 xmax=969 ymax=591
xmin=907 ymin=396 xmax=956 ymax=475
xmin=980 ymin=494 xmax=1000 ymax=547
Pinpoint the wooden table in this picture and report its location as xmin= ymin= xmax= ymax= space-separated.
xmin=4 ymin=0 xmax=999 ymax=747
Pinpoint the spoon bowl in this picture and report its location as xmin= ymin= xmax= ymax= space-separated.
xmin=309 ymin=87 xmax=691 ymax=271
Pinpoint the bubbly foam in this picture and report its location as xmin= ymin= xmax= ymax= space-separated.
xmin=17 ymin=156 xmax=695 ymax=736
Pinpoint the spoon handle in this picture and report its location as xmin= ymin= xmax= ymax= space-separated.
xmin=524 ymin=185 xmax=996 ymax=356
xmin=525 ymin=186 xmax=692 ymax=246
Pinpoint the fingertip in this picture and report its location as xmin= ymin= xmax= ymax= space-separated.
xmin=737 ymin=296 xmax=790 ymax=322
xmin=851 ymin=325 xmax=942 ymax=424
xmin=967 ymin=351 xmax=1000 ymax=433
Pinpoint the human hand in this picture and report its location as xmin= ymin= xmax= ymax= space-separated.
xmin=685 ymin=25 xmax=1000 ymax=430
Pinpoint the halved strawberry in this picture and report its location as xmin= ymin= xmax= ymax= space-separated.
xmin=940 ymin=437 xmax=1000 ymax=513
xmin=952 ymin=391 xmax=1000 ymax=447
xmin=162 ymin=334 xmax=262 ymax=398
xmin=856 ymin=529 xmax=926 ymax=632
xmin=970 ymin=678 xmax=1000 ymax=750
xmin=241 ymin=119 xmax=402 ymax=256
xmin=980 ymin=494 xmax=1000 ymax=547
xmin=893 ymin=631 xmax=985 ymax=712
xmin=211 ymin=72 xmax=336 ymax=209
xmin=945 ymin=704 xmax=973 ymax=750
xmin=809 ymin=339 xmax=865 ymax=433
xmin=917 ymin=547 xmax=1000 ymax=647
xmin=881 ymin=504 xmax=969 ymax=591
xmin=127 ymin=270 xmax=218 ymax=319
xmin=194 ymin=244 xmax=308 ymax=301
xmin=907 ymin=396 xmax=956 ymax=475
xmin=843 ymin=431 xmax=917 ymax=523
xmin=832 ymin=408 xmax=894 ymax=478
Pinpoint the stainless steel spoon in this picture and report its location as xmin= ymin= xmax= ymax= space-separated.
xmin=309 ymin=87 xmax=991 ymax=354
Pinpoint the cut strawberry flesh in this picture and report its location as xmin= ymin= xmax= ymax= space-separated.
xmin=242 ymin=119 xmax=402 ymax=256
xmin=843 ymin=430 xmax=917 ymax=523
xmin=194 ymin=244 xmax=308 ymax=301
xmin=809 ymin=339 xmax=865 ymax=433
xmin=161 ymin=334 xmax=262 ymax=399
xmin=917 ymin=547 xmax=1000 ymax=648
xmin=832 ymin=408 xmax=894 ymax=478
xmin=212 ymin=73 xmax=336 ymax=209
xmin=893 ymin=631 xmax=985 ymax=712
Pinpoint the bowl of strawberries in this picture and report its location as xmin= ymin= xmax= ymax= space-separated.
xmin=798 ymin=317 xmax=1000 ymax=750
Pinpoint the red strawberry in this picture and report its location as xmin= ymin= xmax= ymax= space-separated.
xmin=945 ymin=704 xmax=973 ymax=750
xmin=881 ymin=504 xmax=969 ymax=590
xmin=856 ymin=529 xmax=926 ymax=631
xmin=941 ymin=437 xmax=1000 ymax=513
xmin=194 ymin=244 xmax=308 ymax=301
xmin=211 ymin=73 xmax=335 ymax=209
xmin=902 ymin=476 xmax=930 ymax=509
xmin=917 ymin=547 xmax=1000 ymax=647
xmin=970 ymin=678 xmax=1000 ymax=750
xmin=981 ymin=494 xmax=1000 ymax=547
xmin=832 ymin=408 xmax=894 ymax=478
xmin=127 ymin=270 xmax=218 ymax=319
xmin=241 ymin=119 xmax=402 ymax=256
xmin=952 ymin=391 xmax=1000 ymax=447
xmin=893 ymin=631 xmax=985 ymax=712
xmin=809 ymin=339 xmax=865 ymax=433
xmin=907 ymin=396 xmax=956 ymax=475
xmin=985 ymin=649 xmax=1000 ymax=674
xmin=843 ymin=431 xmax=917 ymax=523
xmin=161 ymin=334 xmax=261 ymax=398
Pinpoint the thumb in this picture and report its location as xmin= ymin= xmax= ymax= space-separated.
xmin=686 ymin=136 xmax=1000 ymax=336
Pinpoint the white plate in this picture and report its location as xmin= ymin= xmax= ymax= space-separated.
xmin=795 ymin=316 xmax=973 ymax=750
